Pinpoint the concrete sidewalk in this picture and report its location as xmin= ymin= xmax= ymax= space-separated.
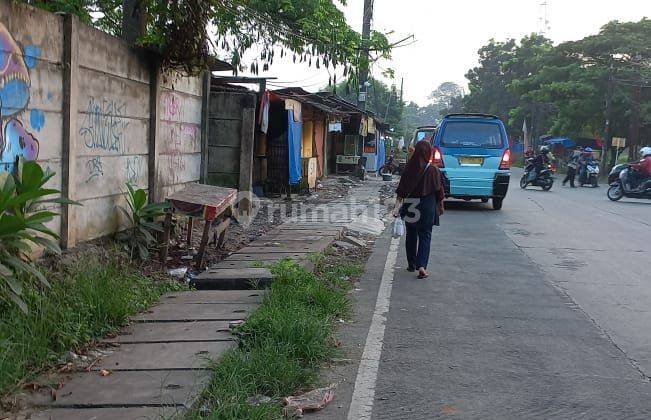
xmin=23 ymin=290 xmax=262 ymax=420
xmin=18 ymin=179 xmax=387 ymax=420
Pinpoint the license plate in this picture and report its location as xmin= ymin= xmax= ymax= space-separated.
xmin=459 ymin=156 xmax=483 ymax=165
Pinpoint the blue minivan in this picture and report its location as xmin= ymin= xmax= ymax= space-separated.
xmin=432 ymin=114 xmax=511 ymax=210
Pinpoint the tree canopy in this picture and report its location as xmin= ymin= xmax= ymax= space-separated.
xmin=458 ymin=19 xmax=650 ymax=166
xmin=27 ymin=0 xmax=393 ymax=76
xmin=331 ymin=77 xmax=405 ymax=135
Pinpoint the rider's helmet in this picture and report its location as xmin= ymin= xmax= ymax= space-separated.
xmin=584 ymin=147 xmax=593 ymax=153
xmin=639 ymin=147 xmax=651 ymax=158
xmin=539 ymin=145 xmax=550 ymax=154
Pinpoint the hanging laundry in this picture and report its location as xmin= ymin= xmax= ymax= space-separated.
xmin=287 ymin=109 xmax=303 ymax=185
xmin=258 ymin=90 xmax=270 ymax=134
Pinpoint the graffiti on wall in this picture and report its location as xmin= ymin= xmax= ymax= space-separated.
xmin=85 ymin=156 xmax=104 ymax=183
xmin=166 ymin=127 xmax=186 ymax=184
xmin=0 ymin=22 xmax=43 ymax=172
xmin=79 ymin=98 xmax=129 ymax=152
xmin=162 ymin=92 xmax=181 ymax=121
xmin=161 ymin=91 xmax=201 ymax=185
xmin=126 ymin=155 xmax=141 ymax=185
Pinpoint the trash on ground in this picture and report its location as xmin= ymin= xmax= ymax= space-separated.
xmin=248 ymin=395 xmax=273 ymax=406
xmin=229 ymin=320 xmax=245 ymax=329
xmin=283 ymin=384 xmax=337 ymax=417
xmin=168 ymin=267 xmax=188 ymax=278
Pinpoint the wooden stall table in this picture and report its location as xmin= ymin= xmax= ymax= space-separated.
xmin=160 ymin=184 xmax=238 ymax=270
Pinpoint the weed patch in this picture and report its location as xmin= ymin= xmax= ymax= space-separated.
xmin=0 ymin=247 xmax=185 ymax=398
xmin=192 ymin=255 xmax=364 ymax=419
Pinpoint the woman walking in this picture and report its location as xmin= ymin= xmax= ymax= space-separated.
xmin=393 ymin=141 xmax=445 ymax=279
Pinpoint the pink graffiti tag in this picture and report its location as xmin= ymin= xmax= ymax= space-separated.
xmin=167 ymin=127 xmax=186 ymax=184
xmin=163 ymin=93 xmax=182 ymax=120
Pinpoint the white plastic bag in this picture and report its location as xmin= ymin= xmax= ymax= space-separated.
xmin=393 ymin=217 xmax=405 ymax=237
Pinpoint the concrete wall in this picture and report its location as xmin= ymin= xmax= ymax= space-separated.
xmin=0 ymin=2 xmax=65 ymax=235
xmin=0 ymin=2 xmax=205 ymax=245
xmin=158 ymin=74 xmax=203 ymax=199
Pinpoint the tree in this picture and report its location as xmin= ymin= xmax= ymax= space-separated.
xmin=464 ymin=39 xmax=519 ymax=124
xmin=331 ymin=77 xmax=405 ymax=134
xmin=506 ymin=20 xmax=650 ymax=167
xmin=25 ymin=0 xmax=393 ymax=76
xmin=428 ymin=82 xmax=464 ymax=110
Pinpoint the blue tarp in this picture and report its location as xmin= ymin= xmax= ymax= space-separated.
xmin=543 ymin=137 xmax=576 ymax=148
xmin=376 ymin=137 xmax=386 ymax=171
xmin=287 ymin=110 xmax=303 ymax=185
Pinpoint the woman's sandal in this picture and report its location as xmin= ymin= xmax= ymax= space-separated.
xmin=417 ymin=268 xmax=429 ymax=279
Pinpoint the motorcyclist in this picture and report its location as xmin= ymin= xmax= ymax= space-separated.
xmin=578 ymin=147 xmax=595 ymax=181
xmin=524 ymin=146 xmax=535 ymax=159
xmin=628 ymin=147 xmax=651 ymax=191
xmin=530 ymin=146 xmax=551 ymax=180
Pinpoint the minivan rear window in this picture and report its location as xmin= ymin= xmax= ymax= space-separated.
xmin=415 ymin=129 xmax=435 ymax=143
xmin=440 ymin=122 xmax=503 ymax=148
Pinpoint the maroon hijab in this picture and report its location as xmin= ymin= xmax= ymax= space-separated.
xmin=396 ymin=141 xmax=443 ymax=199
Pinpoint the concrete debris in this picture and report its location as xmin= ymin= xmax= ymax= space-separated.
xmin=283 ymin=384 xmax=337 ymax=417
xmin=342 ymin=235 xmax=366 ymax=248
xmin=333 ymin=241 xmax=355 ymax=250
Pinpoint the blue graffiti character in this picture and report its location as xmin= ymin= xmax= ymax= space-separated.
xmin=0 ymin=23 xmax=31 ymax=118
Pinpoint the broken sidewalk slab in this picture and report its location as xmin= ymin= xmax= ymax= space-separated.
xmin=266 ymin=225 xmax=344 ymax=240
xmin=28 ymin=407 xmax=185 ymax=420
xmin=160 ymin=290 xmax=265 ymax=304
xmin=192 ymin=268 xmax=274 ymax=290
xmin=104 ymin=321 xmax=234 ymax=344
xmin=24 ymin=370 xmax=209 ymax=408
xmin=346 ymin=216 xmax=386 ymax=236
xmin=236 ymin=239 xmax=332 ymax=253
xmin=267 ymin=226 xmax=343 ymax=235
xmin=224 ymin=252 xmax=311 ymax=261
xmin=260 ymin=233 xmax=340 ymax=242
xmin=92 ymin=341 xmax=234 ymax=371
xmin=133 ymin=303 xmax=258 ymax=322
xmin=342 ymin=235 xmax=368 ymax=248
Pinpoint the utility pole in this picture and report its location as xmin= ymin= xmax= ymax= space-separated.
xmin=358 ymin=0 xmax=374 ymax=109
xmin=601 ymin=63 xmax=614 ymax=171
xmin=628 ymin=55 xmax=642 ymax=161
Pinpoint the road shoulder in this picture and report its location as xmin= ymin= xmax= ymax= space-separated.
xmin=311 ymin=228 xmax=394 ymax=420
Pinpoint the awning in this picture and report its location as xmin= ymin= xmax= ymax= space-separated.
xmin=543 ymin=137 xmax=576 ymax=148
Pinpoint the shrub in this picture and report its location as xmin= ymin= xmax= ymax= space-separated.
xmin=117 ymin=184 xmax=169 ymax=261
xmin=0 ymin=159 xmax=76 ymax=313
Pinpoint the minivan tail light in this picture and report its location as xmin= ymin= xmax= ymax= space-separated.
xmin=499 ymin=149 xmax=511 ymax=170
xmin=432 ymin=147 xmax=445 ymax=168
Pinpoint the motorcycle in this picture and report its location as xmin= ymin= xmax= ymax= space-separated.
xmin=607 ymin=164 xmax=651 ymax=201
xmin=520 ymin=159 xmax=554 ymax=191
xmin=579 ymin=160 xmax=600 ymax=188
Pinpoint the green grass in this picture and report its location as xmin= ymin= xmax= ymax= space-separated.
xmin=191 ymin=256 xmax=363 ymax=419
xmin=0 ymin=248 xmax=185 ymax=398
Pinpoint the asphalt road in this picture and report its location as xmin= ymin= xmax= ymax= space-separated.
xmin=339 ymin=170 xmax=651 ymax=419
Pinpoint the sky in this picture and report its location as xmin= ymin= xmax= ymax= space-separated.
xmin=231 ymin=0 xmax=650 ymax=106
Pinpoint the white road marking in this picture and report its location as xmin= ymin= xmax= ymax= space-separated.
xmin=348 ymin=236 xmax=400 ymax=420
